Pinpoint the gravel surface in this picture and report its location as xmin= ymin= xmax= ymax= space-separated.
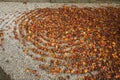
xmin=0 ymin=2 xmax=120 ymax=80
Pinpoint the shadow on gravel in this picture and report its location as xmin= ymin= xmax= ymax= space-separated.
xmin=0 ymin=66 xmax=11 ymax=80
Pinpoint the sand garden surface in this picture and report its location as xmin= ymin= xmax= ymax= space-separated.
xmin=0 ymin=2 xmax=120 ymax=80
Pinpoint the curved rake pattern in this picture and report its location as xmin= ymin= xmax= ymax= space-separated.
xmin=8 ymin=7 xmax=120 ymax=79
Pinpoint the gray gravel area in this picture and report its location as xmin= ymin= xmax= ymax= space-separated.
xmin=0 ymin=2 xmax=120 ymax=80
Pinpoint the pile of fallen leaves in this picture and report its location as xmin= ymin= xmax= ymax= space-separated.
xmin=0 ymin=30 xmax=4 ymax=47
xmin=13 ymin=6 xmax=120 ymax=80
